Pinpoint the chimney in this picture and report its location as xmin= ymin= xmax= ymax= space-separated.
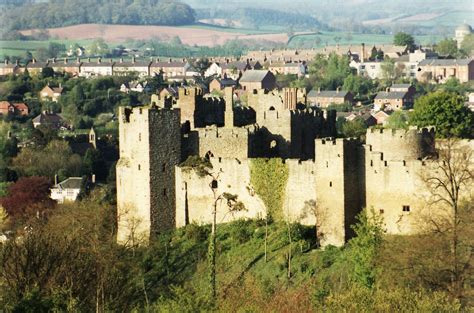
xmin=59 ymin=82 xmax=62 ymax=88
xmin=97 ymin=57 xmax=101 ymax=64
xmin=120 ymin=58 xmax=123 ymax=63
xmin=77 ymin=57 xmax=80 ymax=64
xmin=54 ymin=174 xmax=58 ymax=185
xmin=64 ymin=58 xmax=67 ymax=64
xmin=91 ymin=174 xmax=96 ymax=184
xmin=15 ymin=59 xmax=19 ymax=65
xmin=32 ymin=58 xmax=36 ymax=64
xmin=52 ymin=58 xmax=56 ymax=63
xmin=336 ymin=87 xmax=340 ymax=93
xmin=132 ymin=56 xmax=136 ymax=63
xmin=4 ymin=59 xmax=8 ymax=65
xmin=168 ymin=58 xmax=172 ymax=63
xmin=318 ymin=87 xmax=321 ymax=93
xmin=386 ymin=87 xmax=390 ymax=92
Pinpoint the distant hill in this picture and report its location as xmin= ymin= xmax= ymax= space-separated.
xmin=195 ymin=7 xmax=326 ymax=31
xmin=0 ymin=0 xmax=195 ymax=31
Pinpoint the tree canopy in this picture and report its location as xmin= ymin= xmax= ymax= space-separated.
xmin=1 ymin=0 xmax=195 ymax=31
xmin=393 ymin=32 xmax=415 ymax=50
xmin=410 ymin=91 xmax=473 ymax=138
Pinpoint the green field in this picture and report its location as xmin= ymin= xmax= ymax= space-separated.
xmin=0 ymin=39 xmax=96 ymax=59
xmin=288 ymin=32 xmax=443 ymax=48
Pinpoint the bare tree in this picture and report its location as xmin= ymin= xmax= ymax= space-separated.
xmin=420 ymin=138 xmax=473 ymax=300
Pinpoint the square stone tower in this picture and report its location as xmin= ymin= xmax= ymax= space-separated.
xmin=315 ymin=138 xmax=361 ymax=246
xmin=116 ymin=106 xmax=181 ymax=244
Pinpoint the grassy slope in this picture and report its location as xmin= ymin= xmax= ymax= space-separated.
xmin=148 ymin=219 xmax=328 ymax=301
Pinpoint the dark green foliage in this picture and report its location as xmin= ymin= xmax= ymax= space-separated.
xmin=341 ymin=118 xmax=367 ymax=139
xmin=306 ymin=53 xmax=353 ymax=90
xmin=393 ymin=32 xmax=415 ymax=50
xmin=435 ymin=38 xmax=458 ymax=56
xmin=180 ymin=155 xmax=213 ymax=178
xmin=410 ymin=91 xmax=473 ymax=138
xmin=346 ymin=208 xmax=384 ymax=289
xmin=1 ymin=0 xmax=195 ymax=32
xmin=249 ymin=158 xmax=289 ymax=220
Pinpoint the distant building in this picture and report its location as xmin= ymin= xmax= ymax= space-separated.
xmin=0 ymin=101 xmax=28 ymax=116
xmin=268 ymin=61 xmax=306 ymax=77
xmin=114 ymin=57 xmax=152 ymax=77
xmin=26 ymin=59 xmax=50 ymax=75
xmin=80 ymin=58 xmax=114 ymax=77
xmin=307 ymin=88 xmax=354 ymax=108
xmin=454 ymin=23 xmax=472 ymax=49
xmin=49 ymin=58 xmax=82 ymax=76
xmin=209 ymin=77 xmax=237 ymax=92
xmin=32 ymin=112 xmax=65 ymax=129
xmin=0 ymin=60 xmax=21 ymax=76
xmin=120 ymin=81 xmax=150 ymax=93
xmin=239 ymin=70 xmax=276 ymax=91
xmin=40 ymin=85 xmax=63 ymax=102
xmin=416 ymin=59 xmax=474 ymax=83
xmin=50 ymin=177 xmax=84 ymax=203
xmin=150 ymin=58 xmax=189 ymax=79
xmin=374 ymin=88 xmax=413 ymax=111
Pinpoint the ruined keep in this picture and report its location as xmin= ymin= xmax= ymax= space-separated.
xmin=117 ymin=87 xmax=468 ymax=246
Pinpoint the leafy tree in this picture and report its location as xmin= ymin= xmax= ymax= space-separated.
xmin=410 ymin=91 xmax=473 ymax=138
xmin=47 ymin=42 xmax=66 ymax=58
xmin=343 ymin=75 xmax=374 ymax=98
xmin=341 ymin=119 xmax=367 ymax=139
xmin=459 ymin=33 xmax=474 ymax=57
xmin=307 ymin=53 xmax=352 ymax=90
xmin=385 ymin=110 xmax=409 ymax=129
xmin=347 ymin=208 xmax=385 ymax=289
xmin=436 ymin=38 xmax=458 ymax=56
xmin=0 ymin=176 xmax=55 ymax=219
xmin=393 ymin=32 xmax=415 ymax=51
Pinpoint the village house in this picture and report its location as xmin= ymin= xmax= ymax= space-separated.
xmin=50 ymin=177 xmax=84 ymax=203
xmin=268 ymin=61 xmax=306 ymax=77
xmin=32 ymin=112 xmax=65 ymax=129
xmin=0 ymin=101 xmax=28 ymax=116
xmin=150 ymin=58 xmax=189 ymax=79
xmin=113 ymin=57 xmax=152 ymax=77
xmin=372 ymin=110 xmax=391 ymax=125
xmin=159 ymin=86 xmax=180 ymax=99
xmin=120 ymin=81 xmax=151 ymax=93
xmin=209 ymin=77 xmax=238 ymax=92
xmin=49 ymin=58 xmax=82 ymax=76
xmin=40 ymin=84 xmax=64 ymax=102
xmin=416 ymin=59 xmax=474 ymax=83
xmin=307 ymin=88 xmax=354 ymax=108
xmin=79 ymin=58 xmax=115 ymax=77
xmin=374 ymin=85 xmax=415 ymax=111
xmin=26 ymin=59 xmax=50 ymax=75
xmin=0 ymin=60 xmax=21 ymax=76
xmin=239 ymin=70 xmax=276 ymax=91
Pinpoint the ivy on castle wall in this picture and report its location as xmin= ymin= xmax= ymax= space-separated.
xmin=250 ymin=158 xmax=289 ymax=221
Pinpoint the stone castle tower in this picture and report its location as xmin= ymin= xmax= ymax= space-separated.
xmin=116 ymin=105 xmax=181 ymax=243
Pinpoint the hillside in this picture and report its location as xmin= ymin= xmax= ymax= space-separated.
xmin=0 ymin=0 xmax=195 ymax=31
xmin=18 ymin=24 xmax=313 ymax=46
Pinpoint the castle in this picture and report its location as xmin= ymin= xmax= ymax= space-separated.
xmin=116 ymin=87 xmax=471 ymax=246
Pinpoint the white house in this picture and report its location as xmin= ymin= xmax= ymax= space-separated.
xmin=50 ymin=177 xmax=83 ymax=203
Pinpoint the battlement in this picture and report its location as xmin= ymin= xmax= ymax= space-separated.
xmin=316 ymin=137 xmax=358 ymax=145
xmin=365 ymin=127 xmax=436 ymax=161
xmin=178 ymin=87 xmax=204 ymax=98
xmin=119 ymin=105 xmax=179 ymax=124
xmin=198 ymin=125 xmax=249 ymax=139
xmin=368 ymin=126 xmax=435 ymax=138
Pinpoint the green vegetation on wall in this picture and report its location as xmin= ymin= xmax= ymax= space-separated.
xmin=249 ymin=158 xmax=289 ymax=220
